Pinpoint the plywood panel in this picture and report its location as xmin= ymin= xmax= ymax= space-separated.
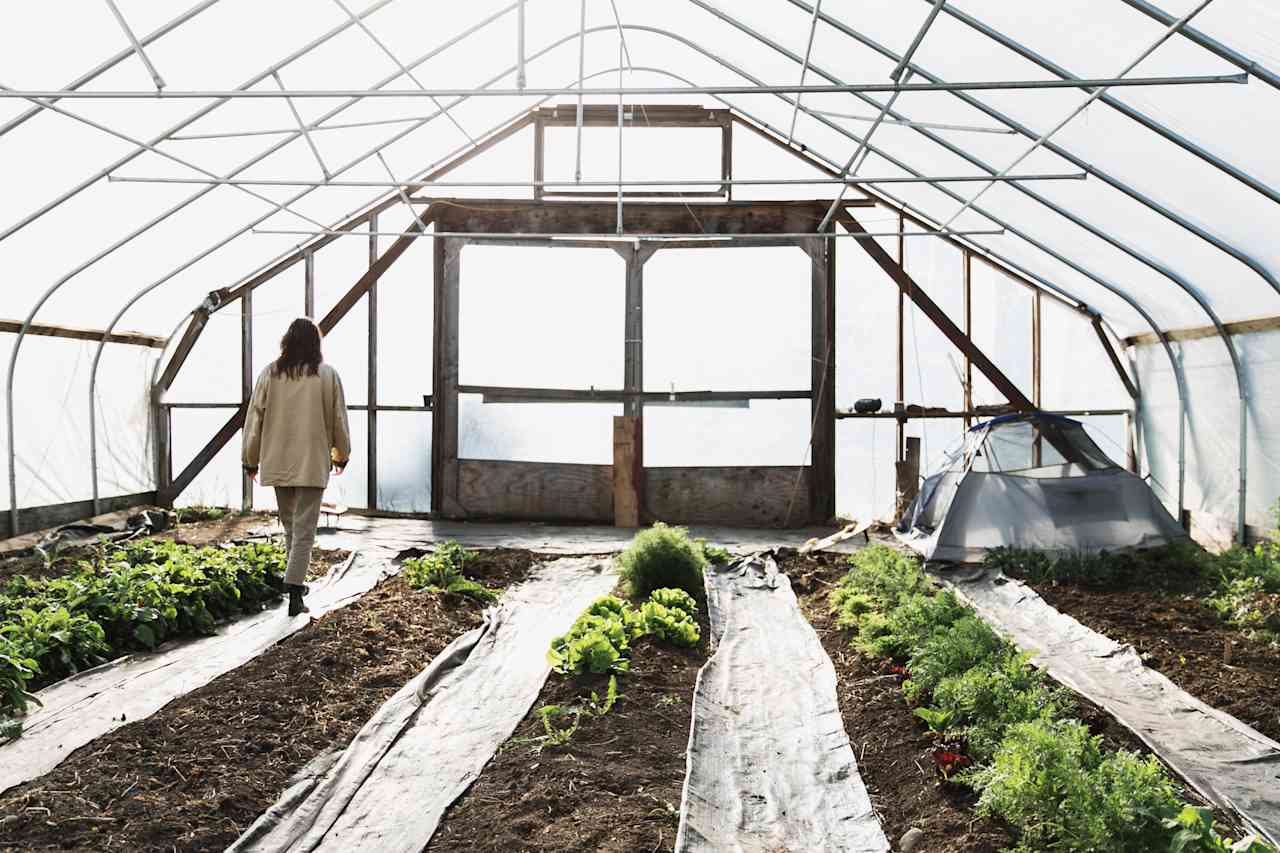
xmin=457 ymin=459 xmax=612 ymax=522
xmin=644 ymin=466 xmax=812 ymax=528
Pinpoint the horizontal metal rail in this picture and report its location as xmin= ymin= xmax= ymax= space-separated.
xmin=457 ymin=385 xmax=811 ymax=402
xmin=0 ymin=73 xmax=1245 ymax=99
xmin=252 ymin=227 xmax=1006 ymax=241
xmin=107 ymin=172 xmax=1086 ymax=188
xmin=836 ymin=407 xmax=1131 ymax=419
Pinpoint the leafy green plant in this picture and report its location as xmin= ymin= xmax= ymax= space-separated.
xmin=0 ymin=539 xmax=287 ymax=724
xmin=403 ymin=541 xmax=498 ymax=603
xmin=912 ymin=706 xmax=955 ymax=735
xmin=547 ymin=589 xmax=702 ymax=676
xmin=618 ymin=523 xmax=707 ymax=601
xmin=528 ymin=674 xmax=621 ymax=750
xmin=966 ymin=718 xmax=1182 ymax=853
xmin=694 ymin=538 xmax=732 ymax=566
xmin=928 ymin=649 xmax=1071 ymax=762
xmin=1165 ymin=805 xmax=1275 ymax=853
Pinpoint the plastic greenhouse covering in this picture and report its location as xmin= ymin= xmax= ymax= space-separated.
xmin=1 ymin=0 xmax=1278 ymax=537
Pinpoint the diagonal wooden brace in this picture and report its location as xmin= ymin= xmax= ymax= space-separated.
xmin=159 ymin=209 xmax=436 ymax=505
xmin=836 ymin=210 xmax=1035 ymax=411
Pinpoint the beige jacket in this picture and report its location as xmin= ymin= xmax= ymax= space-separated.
xmin=242 ymin=362 xmax=351 ymax=488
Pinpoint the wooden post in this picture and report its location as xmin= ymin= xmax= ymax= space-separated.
xmin=153 ymin=401 xmax=172 ymax=501
xmin=896 ymin=212 xmax=905 ymax=462
xmin=532 ymin=117 xmax=545 ymax=200
xmin=1032 ymin=289 xmax=1042 ymax=467
xmin=367 ymin=216 xmax=378 ymax=510
xmin=623 ymin=246 xmax=649 ymax=418
xmin=808 ymin=236 xmax=836 ymax=524
xmin=895 ymin=436 xmax=921 ymax=518
xmin=963 ymin=251 xmax=973 ymax=430
xmin=1125 ymin=411 xmax=1138 ymax=473
xmin=721 ymin=116 xmax=733 ymax=200
xmin=613 ymin=415 xmax=642 ymax=527
xmin=241 ymin=288 xmax=253 ymax=512
xmin=304 ymin=250 xmax=315 ymax=318
xmin=431 ymin=238 xmax=462 ymax=518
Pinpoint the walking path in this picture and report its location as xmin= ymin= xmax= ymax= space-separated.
xmin=676 ymin=553 xmax=890 ymax=853
xmin=228 ymin=557 xmax=617 ymax=853
xmin=938 ymin=567 xmax=1280 ymax=846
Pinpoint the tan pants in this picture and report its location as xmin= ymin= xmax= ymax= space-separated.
xmin=275 ymin=486 xmax=324 ymax=585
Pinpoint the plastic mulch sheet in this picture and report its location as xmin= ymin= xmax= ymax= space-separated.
xmin=0 ymin=551 xmax=383 ymax=796
xmin=676 ymin=553 xmax=890 ymax=853
xmin=938 ymin=568 xmax=1280 ymax=846
xmin=310 ymin=518 xmax=867 ymax=557
xmin=228 ymin=556 xmax=617 ymax=853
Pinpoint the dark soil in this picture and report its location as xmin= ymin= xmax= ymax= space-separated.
xmin=783 ymin=550 xmax=1247 ymax=849
xmin=0 ymin=548 xmax=538 ymax=853
xmin=784 ymin=551 xmax=1016 ymax=853
xmin=426 ymin=590 xmax=707 ymax=853
xmin=1030 ymin=582 xmax=1280 ymax=743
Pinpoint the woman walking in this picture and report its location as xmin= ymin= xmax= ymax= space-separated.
xmin=243 ymin=318 xmax=351 ymax=616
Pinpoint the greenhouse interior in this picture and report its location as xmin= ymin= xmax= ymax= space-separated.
xmin=1 ymin=1 xmax=1278 ymax=851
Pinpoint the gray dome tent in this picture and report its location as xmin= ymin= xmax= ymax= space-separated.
xmin=897 ymin=413 xmax=1186 ymax=563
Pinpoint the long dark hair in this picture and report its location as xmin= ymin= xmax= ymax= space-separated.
xmin=273 ymin=317 xmax=323 ymax=379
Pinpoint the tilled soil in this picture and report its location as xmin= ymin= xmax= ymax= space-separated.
xmin=784 ymin=551 xmax=1016 ymax=853
xmin=427 ymin=594 xmax=707 ymax=853
xmin=1030 ymin=582 xmax=1280 ymax=743
xmin=0 ymin=548 xmax=538 ymax=853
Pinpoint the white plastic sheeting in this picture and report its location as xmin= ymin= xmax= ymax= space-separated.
xmin=676 ymin=553 xmax=889 ymax=852
xmin=3 ymin=0 xmax=1279 ymax=529
xmin=937 ymin=566 xmax=1280 ymax=846
xmin=227 ymin=556 xmax=617 ymax=853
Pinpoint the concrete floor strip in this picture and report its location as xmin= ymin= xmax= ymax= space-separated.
xmin=676 ymin=553 xmax=890 ymax=853
xmin=228 ymin=556 xmax=618 ymax=853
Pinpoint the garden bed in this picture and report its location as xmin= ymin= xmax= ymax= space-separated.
xmin=0 ymin=548 xmax=537 ymax=853
xmin=1014 ymin=570 xmax=1280 ymax=744
xmin=426 ymin=586 xmax=707 ymax=853
xmin=785 ymin=551 xmax=1016 ymax=853
xmin=781 ymin=548 xmax=1262 ymax=853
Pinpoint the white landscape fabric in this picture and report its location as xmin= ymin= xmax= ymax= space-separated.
xmin=676 ymin=553 xmax=889 ymax=853
xmin=228 ymin=556 xmax=618 ymax=853
xmin=939 ymin=567 xmax=1280 ymax=847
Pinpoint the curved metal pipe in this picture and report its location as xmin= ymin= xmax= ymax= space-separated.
xmin=92 ymin=28 xmax=1188 ymax=523
xmin=934 ymin=0 xmax=1280 ymax=208
xmin=776 ymin=0 xmax=1280 ymax=301
xmin=9 ymin=1 xmax=525 ymax=530
xmin=700 ymin=0 xmax=1238 ymax=533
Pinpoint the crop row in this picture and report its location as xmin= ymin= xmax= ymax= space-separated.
xmin=830 ymin=544 xmax=1275 ymax=853
xmin=1 ymin=539 xmax=286 ymax=738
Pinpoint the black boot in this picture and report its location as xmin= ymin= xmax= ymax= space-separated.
xmin=287 ymin=584 xmax=310 ymax=617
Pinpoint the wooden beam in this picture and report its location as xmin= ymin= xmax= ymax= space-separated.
xmin=836 ymin=210 xmax=1035 ymax=411
xmin=0 ymin=491 xmax=157 ymax=541
xmin=1032 ymin=289 xmax=1042 ymax=466
xmin=432 ymin=198 xmax=864 ymax=236
xmin=155 ymin=301 xmax=216 ymax=394
xmin=1093 ymin=317 xmax=1140 ymax=401
xmin=304 ymin=250 xmax=315 ymax=317
xmin=612 ymin=415 xmax=642 ymax=527
xmin=896 ymin=211 xmax=905 ymax=461
xmin=241 ymin=287 xmax=253 ymax=512
xmin=807 ymin=236 xmax=836 ymax=524
xmin=431 ymin=237 xmax=462 ymax=517
xmin=1123 ymin=314 xmax=1280 ymax=347
xmin=838 ymin=407 xmax=1130 ymax=420
xmin=160 ymin=215 xmax=433 ymax=506
xmin=0 ymin=319 xmax=166 ymax=349
xmin=367 ymin=216 xmax=378 ymax=511
xmin=456 ymin=385 xmax=810 ymax=403
xmin=535 ymin=104 xmax=728 ymax=127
